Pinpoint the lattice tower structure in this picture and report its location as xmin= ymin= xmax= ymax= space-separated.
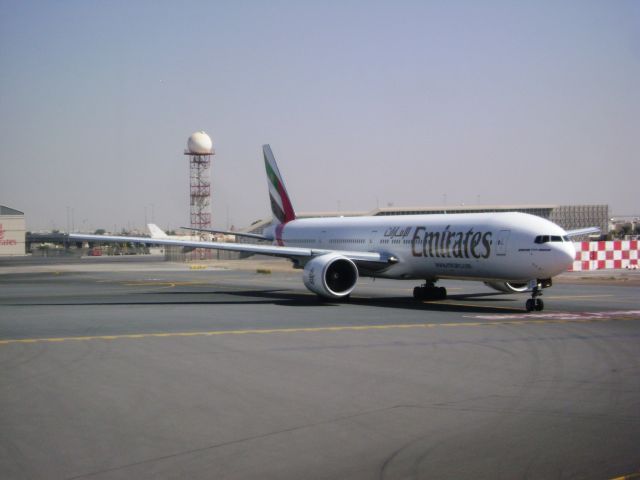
xmin=187 ymin=152 xmax=213 ymax=236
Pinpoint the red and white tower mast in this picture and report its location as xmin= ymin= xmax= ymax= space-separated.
xmin=185 ymin=131 xmax=214 ymax=255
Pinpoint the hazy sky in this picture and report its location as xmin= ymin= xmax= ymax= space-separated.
xmin=1 ymin=1 xmax=638 ymax=232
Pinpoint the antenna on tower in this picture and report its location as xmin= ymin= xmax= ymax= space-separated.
xmin=185 ymin=130 xmax=214 ymax=259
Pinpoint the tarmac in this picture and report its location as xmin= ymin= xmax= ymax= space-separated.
xmin=1 ymin=256 xmax=639 ymax=479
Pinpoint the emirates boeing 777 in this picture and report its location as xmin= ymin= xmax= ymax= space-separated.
xmin=71 ymin=145 xmax=598 ymax=311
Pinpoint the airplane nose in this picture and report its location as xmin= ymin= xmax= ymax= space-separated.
xmin=541 ymin=243 xmax=575 ymax=277
xmin=558 ymin=242 xmax=576 ymax=269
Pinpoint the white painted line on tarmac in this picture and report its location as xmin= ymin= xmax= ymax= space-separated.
xmin=469 ymin=310 xmax=640 ymax=321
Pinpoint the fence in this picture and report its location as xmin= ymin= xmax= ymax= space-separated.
xmin=570 ymin=241 xmax=639 ymax=271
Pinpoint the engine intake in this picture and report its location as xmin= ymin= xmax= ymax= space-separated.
xmin=303 ymin=254 xmax=359 ymax=298
xmin=484 ymin=281 xmax=530 ymax=293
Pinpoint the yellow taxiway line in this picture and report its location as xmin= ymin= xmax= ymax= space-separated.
xmin=1 ymin=315 xmax=639 ymax=346
xmin=609 ymin=473 xmax=640 ymax=480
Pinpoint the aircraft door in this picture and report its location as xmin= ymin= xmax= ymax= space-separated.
xmin=496 ymin=230 xmax=510 ymax=256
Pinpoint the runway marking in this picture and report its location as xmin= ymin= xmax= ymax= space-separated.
xmin=422 ymin=294 xmax=615 ymax=311
xmin=431 ymin=301 xmax=518 ymax=311
xmin=123 ymin=281 xmax=211 ymax=287
xmin=469 ymin=310 xmax=640 ymax=321
xmin=544 ymin=294 xmax=614 ymax=300
xmin=2 ymin=313 xmax=640 ymax=346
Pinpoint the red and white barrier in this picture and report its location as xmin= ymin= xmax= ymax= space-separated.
xmin=571 ymin=241 xmax=639 ymax=271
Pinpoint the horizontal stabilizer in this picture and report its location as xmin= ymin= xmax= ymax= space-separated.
xmin=180 ymin=226 xmax=270 ymax=241
xmin=565 ymin=227 xmax=600 ymax=237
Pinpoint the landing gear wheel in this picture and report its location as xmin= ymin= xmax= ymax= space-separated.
xmin=413 ymin=286 xmax=423 ymax=300
xmin=525 ymin=282 xmax=544 ymax=312
xmin=413 ymin=283 xmax=447 ymax=301
xmin=525 ymin=299 xmax=534 ymax=312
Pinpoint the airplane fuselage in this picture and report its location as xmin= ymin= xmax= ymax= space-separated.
xmin=269 ymin=212 xmax=576 ymax=282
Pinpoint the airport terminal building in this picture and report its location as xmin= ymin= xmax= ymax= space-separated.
xmin=247 ymin=204 xmax=609 ymax=238
xmin=373 ymin=204 xmax=609 ymax=234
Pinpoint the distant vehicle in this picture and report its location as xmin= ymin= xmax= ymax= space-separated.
xmin=72 ymin=145 xmax=599 ymax=311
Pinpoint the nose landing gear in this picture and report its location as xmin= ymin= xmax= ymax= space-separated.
xmin=525 ymin=283 xmax=544 ymax=312
xmin=413 ymin=281 xmax=447 ymax=301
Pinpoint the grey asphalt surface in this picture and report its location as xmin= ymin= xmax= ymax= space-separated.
xmin=1 ymin=258 xmax=639 ymax=479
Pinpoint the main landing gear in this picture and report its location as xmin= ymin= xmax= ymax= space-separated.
xmin=413 ymin=281 xmax=447 ymax=301
xmin=525 ymin=283 xmax=544 ymax=312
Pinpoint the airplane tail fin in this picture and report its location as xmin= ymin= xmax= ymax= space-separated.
xmin=147 ymin=224 xmax=169 ymax=239
xmin=263 ymin=144 xmax=296 ymax=224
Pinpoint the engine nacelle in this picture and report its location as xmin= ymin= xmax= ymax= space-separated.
xmin=303 ymin=254 xmax=359 ymax=299
xmin=484 ymin=281 xmax=530 ymax=293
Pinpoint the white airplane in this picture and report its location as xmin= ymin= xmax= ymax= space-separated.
xmin=71 ymin=145 xmax=599 ymax=312
xmin=147 ymin=223 xmax=200 ymax=241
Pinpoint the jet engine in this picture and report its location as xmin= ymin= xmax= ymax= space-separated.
xmin=303 ymin=254 xmax=359 ymax=299
xmin=484 ymin=281 xmax=530 ymax=293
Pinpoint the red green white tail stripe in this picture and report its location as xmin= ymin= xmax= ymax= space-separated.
xmin=263 ymin=144 xmax=296 ymax=224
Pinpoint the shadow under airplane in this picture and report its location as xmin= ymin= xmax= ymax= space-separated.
xmin=6 ymin=288 xmax=525 ymax=314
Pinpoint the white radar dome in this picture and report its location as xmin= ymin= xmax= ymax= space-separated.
xmin=187 ymin=130 xmax=213 ymax=154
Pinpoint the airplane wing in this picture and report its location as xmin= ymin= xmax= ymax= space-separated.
xmin=68 ymin=233 xmax=394 ymax=265
xmin=565 ymin=227 xmax=600 ymax=237
xmin=179 ymin=226 xmax=270 ymax=241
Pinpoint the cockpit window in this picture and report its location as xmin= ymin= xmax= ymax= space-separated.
xmin=534 ymin=235 xmax=564 ymax=244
